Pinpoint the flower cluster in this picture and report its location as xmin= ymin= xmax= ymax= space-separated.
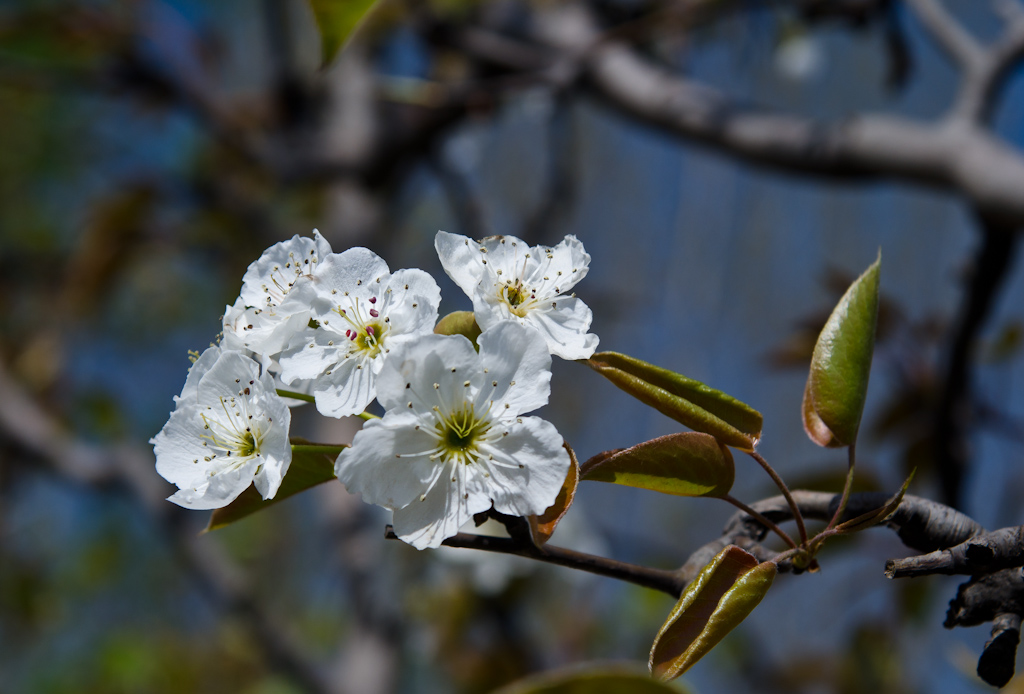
xmin=153 ymin=230 xmax=599 ymax=547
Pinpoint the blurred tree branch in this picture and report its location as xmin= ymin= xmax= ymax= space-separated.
xmin=0 ymin=362 xmax=339 ymax=694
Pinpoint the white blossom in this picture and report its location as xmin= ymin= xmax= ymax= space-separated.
xmin=335 ymin=322 xmax=570 ymax=549
xmin=152 ymin=347 xmax=292 ymax=510
xmin=277 ymin=247 xmax=441 ymax=418
xmin=222 ymin=230 xmax=332 ymax=358
xmin=434 ymin=230 xmax=599 ymax=359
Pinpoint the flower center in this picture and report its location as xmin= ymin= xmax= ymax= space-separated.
xmin=238 ymin=431 xmax=257 ymax=457
xmin=335 ymin=297 xmax=389 ymax=358
xmin=199 ymin=398 xmax=264 ymax=467
xmin=437 ymin=404 xmax=491 ymax=464
xmin=500 ymin=279 xmax=535 ymax=318
xmin=355 ymin=320 xmax=386 ymax=356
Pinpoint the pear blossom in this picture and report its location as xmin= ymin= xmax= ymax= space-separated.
xmin=335 ymin=322 xmax=570 ymax=549
xmin=434 ymin=231 xmax=599 ymax=360
xmin=221 ymin=230 xmax=332 ymax=358
xmin=152 ymin=347 xmax=292 ymax=509
xmin=277 ymin=247 xmax=441 ymax=418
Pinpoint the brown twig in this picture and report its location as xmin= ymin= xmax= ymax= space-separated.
xmin=384 ymin=525 xmax=686 ymax=597
xmin=747 ymin=451 xmax=809 ymax=544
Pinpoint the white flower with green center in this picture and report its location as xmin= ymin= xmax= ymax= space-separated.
xmin=335 ymin=322 xmax=570 ymax=549
xmin=277 ymin=247 xmax=441 ymax=418
xmin=152 ymin=347 xmax=292 ymax=509
xmin=434 ymin=231 xmax=599 ymax=360
xmin=222 ymin=230 xmax=332 ymax=358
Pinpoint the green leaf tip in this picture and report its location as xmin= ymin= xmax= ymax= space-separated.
xmin=803 ymin=253 xmax=881 ymax=448
xmin=587 ymin=352 xmax=763 ymax=451
xmin=580 ymin=432 xmax=734 ymax=498
xmin=649 ymin=545 xmax=776 ymax=681
xmin=310 ymin=0 xmax=381 ymax=66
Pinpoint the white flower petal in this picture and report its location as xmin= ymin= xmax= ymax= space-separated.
xmin=391 ymin=473 xmax=464 ymax=550
xmin=374 ymin=333 xmax=478 ymax=412
xmin=522 ymin=235 xmax=591 ymax=293
xmin=479 ymin=416 xmax=568 ymax=517
xmin=335 ymin=413 xmax=447 ymax=509
xmin=177 ymin=345 xmax=223 ymax=402
xmin=153 ymin=404 xmax=211 ymax=487
xmin=194 ymin=351 xmax=262 ymax=406
xmin=277 ymin=330 xmax=343 ymax=384
xmin=312 ymin=228 xmax=333 ymax=259
xmin=435 ymin=230 xmax=487 ymax=296
xmin=526 ymin=297 xmax=598 ymax=360
xmin=383 ymin=268 xmax=442 ymax=335
xmin=224 ymin=231 xmax=330 ymax=360
xmin=312 ymin=354 xmax=378 ymax=417
xmin=475 ymin=322 xmax=551 ymax=415
xmin=391 ymin=465 xmax=495 ymax=549
xmin=253 ymin=371 xmax=292 ymax=498
xmin=311 ymin=247 xmax=390 ymax=307
xmin=186 ymin=459 xmax=261 ymax=509
xmin=239 ymin=233 xmax=330 ymax=309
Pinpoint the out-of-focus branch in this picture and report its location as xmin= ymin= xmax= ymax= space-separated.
xmin=904 ymin=0 xmax=984 ymax=70
xmin=522 ymin=96 xmax=580 ymax=242
xmin=933 ymin=218 xmax=1020 ymax=508
xmin=422 ymin=3 xmax=1024 ymax=227
xmin=430 ymin=146 xmax=492 ymax=240
xmin=0 ymin=363 xmax=337 ymax=694
xmin=906 ymin=0 xmax=1024 ymax=122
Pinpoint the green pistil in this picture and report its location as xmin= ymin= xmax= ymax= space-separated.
xmin=439 ymin=405 xmax=490 ymax=463
xmin=356 ymin=321 xmax=385 ymax=356
xmin=505 ymin=282 xmax=526 ymax=307
xmin=501 ymin=280 xmax=533 ymax=318
xmin=238 ymin=431 xmax=257 ymax=457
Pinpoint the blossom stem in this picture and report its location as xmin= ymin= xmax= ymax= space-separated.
xmin=384 ymin=525 xmax=685 ymax=598
xmin=827 ymin=441 xmax=858 ymax=531
xmin=747 ymin=450 xmax=808 ymax=545
xmin=719 ymin=494 xmax=799 ymax=549
xmin=276 ymin=389 xmax=315 ymax=403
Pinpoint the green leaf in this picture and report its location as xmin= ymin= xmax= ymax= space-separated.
xmin=579 ymin=433 xmax=734 ymax=498
xmin=586 ymin=352 xmax=762 ymax=451
xmin=803 ymin=253 xmax=881 ymax=448
xmin=309 ymin=0 xmax=381 ymax=65
xmin=528 ymin=443 xmax=579 ymax=546
xmin=650 ymin=546 xmax=776 ymax=681
xmin=434 ymin=310 xmax=482 ymax=346
xmin=833 ymin=469 xmax=914 ymax=535
xmin=206 ymin=442 xmax=345 ymax=532
xmin=491 ymin=663 xmax=688 ymax=694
